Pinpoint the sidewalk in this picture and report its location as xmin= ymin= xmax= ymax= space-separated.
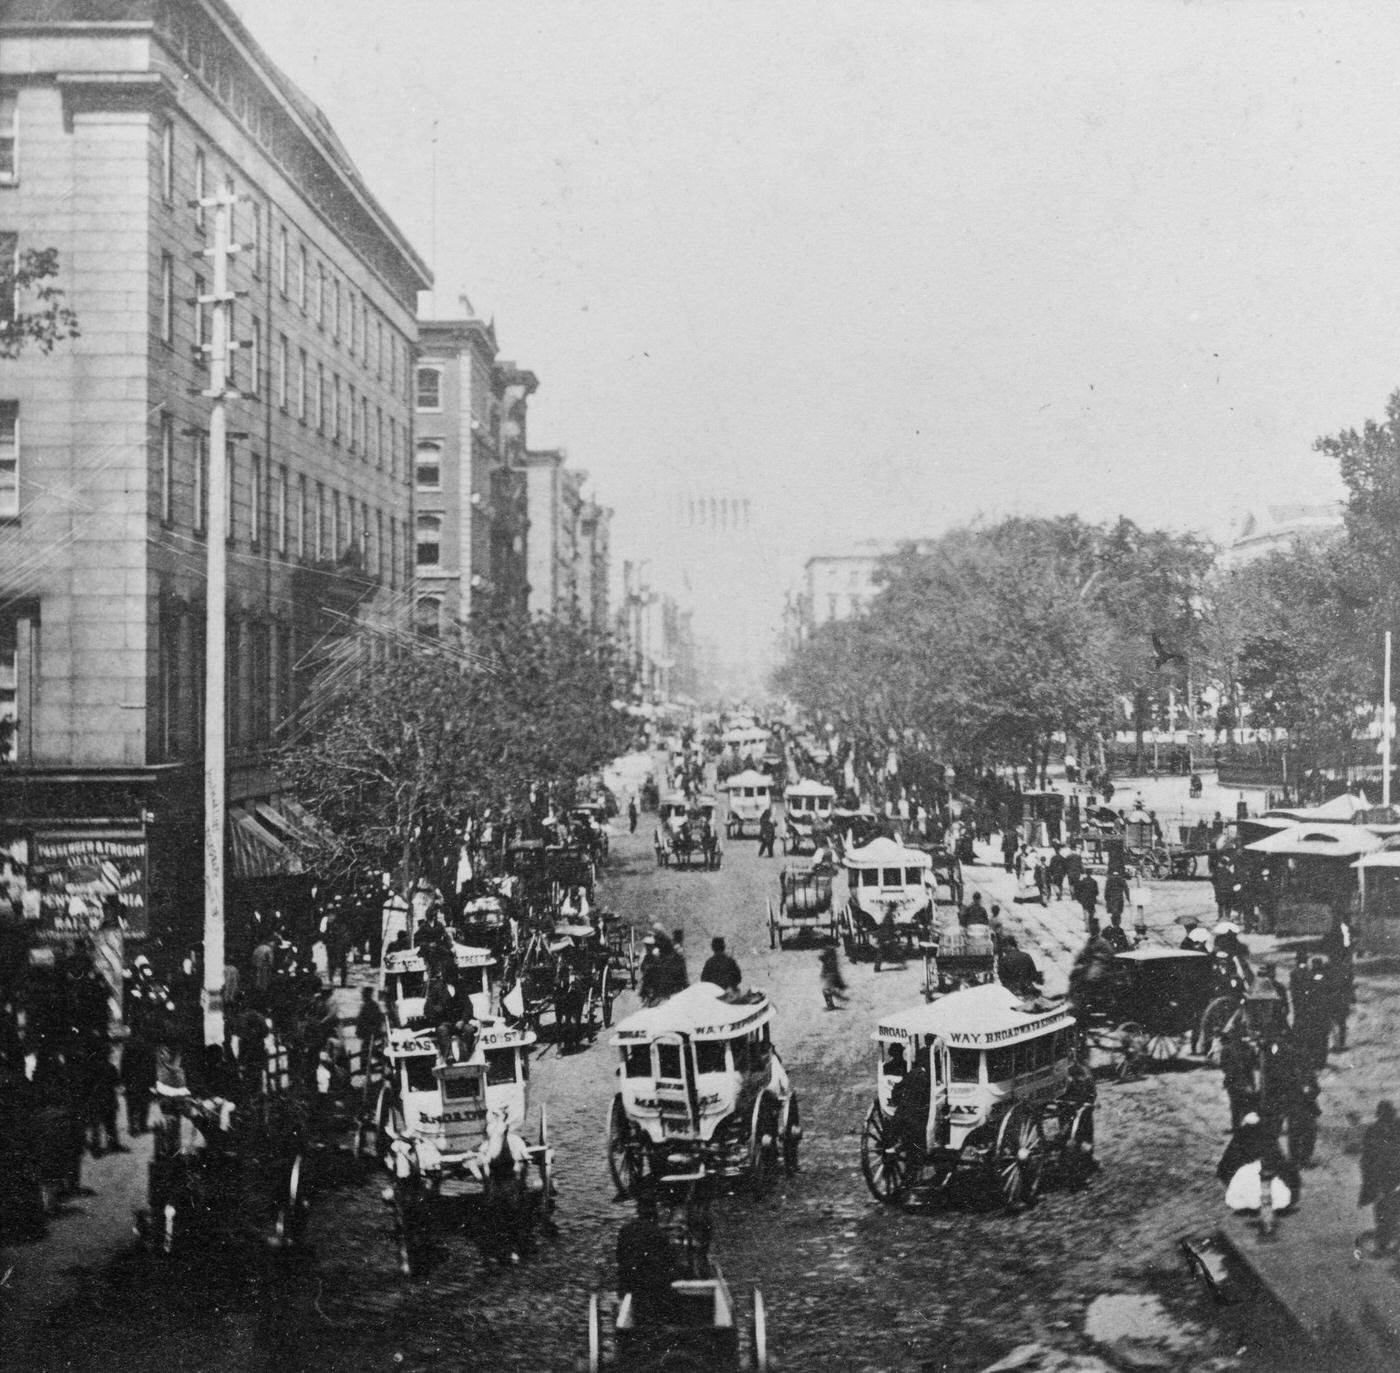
xmin=0 ymin=1130 xmax=154 ymax=1368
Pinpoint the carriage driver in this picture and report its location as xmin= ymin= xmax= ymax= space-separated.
xmin=890 ymin=1043 xmax=932 ymax=1151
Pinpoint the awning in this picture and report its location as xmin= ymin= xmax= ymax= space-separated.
xmin=275 ymin=797 xmax=335 ymax=847
xmin=228 ymin=806 xmax=300 ymax=879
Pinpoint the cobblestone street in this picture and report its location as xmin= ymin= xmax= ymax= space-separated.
xmin=16 ymin=774 xmax=1394 ymax=1371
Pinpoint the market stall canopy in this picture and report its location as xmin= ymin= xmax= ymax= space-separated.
xmin=1245 ymin=823 xmax=1384 ymax=858
xmin=844 ymin=836 xmax=933 ymax=870
xmin=1265 ymin=793 xmax=1370 ymax=824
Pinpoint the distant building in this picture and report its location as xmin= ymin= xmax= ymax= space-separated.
xmin=1221 ymin=503 xmax=1344 ymax=568
xmin=0 ymin=0 xmax=429 ymax=956
xmin=413 ymin=317 xmax=535 ymax=631
xmin=795 ymin=539 xmax=932 ymax=640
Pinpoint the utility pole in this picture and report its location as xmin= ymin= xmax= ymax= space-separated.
xmin=1385 ymin=631 xmax=1393 ymax=810
xmin=198 ymin=181 xmax=242 ymax=1048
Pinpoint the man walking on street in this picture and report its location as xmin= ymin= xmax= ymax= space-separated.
xmin=1073 ymin=871 xmax=1100 ymax=937
xmin=1359 ymin=1100 xmax=1400 ymax=1253
xmin=628 ymin=796 xmax=639 ymax=835
xmin=700 ymin=937 xmax=742 ymax=992
xmin=757 ymin=808 xmax=777 ymax=858
xmin=1048 ymin=845 xmax=1068 ymax=901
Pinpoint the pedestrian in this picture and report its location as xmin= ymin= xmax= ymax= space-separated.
xmin=819 ymin=942 xmax=848 ymax=1010
xmin=354 ymin=986 xmax=385 ymax=1081
xmin=959 ymin=891 xmax=989 ymax=929
xmin=1047 ymin=844 xmax=1068 ymax=901
xmin=1359 ymin=1100 xmax=1400 ymax=1253
xmin=628 ymin=795 xmax=639 ymax=835
xmin=1321 ymin=909 xmax=1356 ymax=1051
xmin=1033 ymin=855 xmax=1050 ymax=905
xmin=1073 ymin=871 xmax=1100 ymax=935
xmin=757 ymin=808 xmax=777 ymax=858
xmin=1101 ymin=912 xmax=1131 ymax=953
xmin=890 ymin=1044 xmax=931 ymax=1149
xmin=324 ymin=912 xmax=351 ymax=989
xmin=1104 ymin=868 xmax=1129 ymax=922
xmin=1291 ymin=955 xmax=1332 ymax=1073
xmin=1217 ymin=1110 xmax=1298 ymax=1214
xmin=1219 ymin=1029 xmax=1257 ymax=1131
xmin=700 ymin=937 xmax=741 ymax=992
xmin=1001 ymin=827 xmax=1018 ymax=874
xmin=1064 ymin=844 xmax=1085 ymax=891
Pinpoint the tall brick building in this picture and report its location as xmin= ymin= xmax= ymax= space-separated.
xmin=412 ymin=316 xmax=533 ymax=630
xmin=0 ymin=1 xmax=429 ymax=952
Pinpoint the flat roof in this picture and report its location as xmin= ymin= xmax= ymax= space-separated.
xmin=845 ymin=837 xmax=932 ymax=869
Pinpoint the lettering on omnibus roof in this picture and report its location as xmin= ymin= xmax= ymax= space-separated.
xmin=692 ymin=1007 xmax=768 ymax=1036
xmin=948 ymin=1022 xmax=1062 ymax=1047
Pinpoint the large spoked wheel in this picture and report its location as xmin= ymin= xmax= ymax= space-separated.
xmin=1198 ymin=996 xmax=1239 ymax=1066
xmin=1113 ymin=1021 xmax=1149 ymax=1081
xmin=859 ymin=1103 xmax=913 ymax=1205
xmin=994 ymin=1105 xmax=1046 ymax=1211
xmin=537 ymin=1104 xmax=554 ymax=1218
xmin=1061 ymin=1103 xmax=1096 ymax=1190
xmin=587 ymin=1292 xmax=602 ymax=1373
xmin=607 ymin=1095 xmax=642 ymax=1199
xmin=781 ymin=1094 xmax=802 ymax=1175
xmin=752 ymin=1287 xmax=768 ymax=1372
xmin=273 ymin=1151 xmax=309 ymax=1250
xmin=749 ymin=1094 xmax=781 ymax=1192
xmin=1143 ymin=1029 xmax=1185 ymax=1066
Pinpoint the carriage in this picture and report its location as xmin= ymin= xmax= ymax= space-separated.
xmin=767 ymin=861 xmax=837 ymax=949
xmin=1073 ymin=946 xmax=1216 ymax=1079
xmin=587 ymin=1268 xmax=767 ymax=1372
xmin=859 ymin=983 xmax=1096 ymax=1212
xmin=570 ymin=803 xmax=612 ymax=863
xmin=837 ymin=838 xmax=935 ymax=963
xmin=781 ymin=779 xmax=837 ymax=855
xmin=921 ymin=923 xmax=998 ymax=1001
xmin=657 ymin=794 xmax=722 ymax=870
xmin=606 ymin=983 xmax=801 ymax=1196
xmin=914 ymin=843 xmax=965 ymax=908
xmin=511 ymin=927 xmax=614 ymax=1045
xmin=723 ymin=770 xmax=774 ymax=839
xmin=456 ymin=893 xmax=516 ymax=959
xmin=831 ymin=805 xmax=882 ymax=850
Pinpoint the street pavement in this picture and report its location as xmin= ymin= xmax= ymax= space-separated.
xmin=4 ymin=768 xmax=1398 ymax=1371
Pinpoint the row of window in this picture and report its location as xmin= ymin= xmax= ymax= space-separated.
xmin=155 ymin=116 xmax=410 ymax=399
xmin=154 ymin=411 xmax=407 ymax=582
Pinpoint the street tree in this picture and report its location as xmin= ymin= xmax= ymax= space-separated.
xmin=1 ymin=246 xmax=80 ymax=358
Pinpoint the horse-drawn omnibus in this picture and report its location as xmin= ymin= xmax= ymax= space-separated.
xmin=606 ymin=983 xmax=800 ymax=1196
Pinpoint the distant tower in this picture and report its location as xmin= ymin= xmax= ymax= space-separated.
xmin=661 ymin=488 xmax=775 ymax=700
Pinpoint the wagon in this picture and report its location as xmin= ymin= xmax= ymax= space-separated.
xmin=723 ymin=770 xmax=774 ymax=839
xmin=358 ymin=1014 xmax=553 ymax=1276
xmin=921 ymin=923 xmax=997 ymax=1001
xmin=1074 ymin=946 xmax=1216 ymax=1079
xmin=587 ymin=1269 xmax=767 ymax=1372
xmin=860 ymin=983 xmax=1096 ymax=1212
xmin=456 ymin=893 xmax=516 ymax=960
xmin=768 ymin=862 xmax=837 ymax=949
xmin=781 ymin=779 xmax=836 ymax=855
xmin=838 ymin=837 xmax=935 ymax=962
xmin=607 ymin=983 xmax=800 ymax=1196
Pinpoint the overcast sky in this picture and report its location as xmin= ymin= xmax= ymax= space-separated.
xmin=231 ymin=0 xmax=1397 ymax=639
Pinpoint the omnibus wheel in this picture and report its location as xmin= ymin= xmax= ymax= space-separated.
xmin=587 ymin=1292 xmax=602 ymax=1373
xmin=274 ymin=1151 xmax=308 ymax=1250
xmin=781 ymin=1094 xmax=802 ymax=1175
xmin=607 ymin=1095 xmax=641 ymax=1199
xmin=994 ymin=1105 xmax=1046 ymax=1211
xmin=752 ymin=1287 xmax=768 ymax=1372
xmin=749 ymin=1095 xmax=780 ymax=1192
xmin=859 ymin=1102 xmax=912 ymax=1205
xmin=1062 ymin=1103 xmax=1096 ymax=1190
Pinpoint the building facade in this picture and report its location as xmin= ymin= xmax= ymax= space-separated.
xmin=0 ymin=0 xmax=429 ymax=954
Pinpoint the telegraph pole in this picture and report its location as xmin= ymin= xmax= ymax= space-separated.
xmin=198 ymin=181 xmax=241 ymax=1048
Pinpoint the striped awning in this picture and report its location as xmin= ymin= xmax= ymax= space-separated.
xmin=228 ymin=806 xmax=301 ymax=879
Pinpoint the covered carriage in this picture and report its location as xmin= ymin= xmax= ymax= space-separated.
xmin=723 ymin=769 xmax=774 ymax=839
xmin=921 ymin=923 xmax=998 ymax=1001
xmin=767 ymin=861 xmax=837 ymax=949
xmin=837 ymin=837 xmax=935 ymax=962
xmin=860 ymin=984 xmax=1095 ymax=1212
xmin=607 ymin=983 xmax=800 ymax=1196
xmin=781 ymin=779 xmax=837 ymax=855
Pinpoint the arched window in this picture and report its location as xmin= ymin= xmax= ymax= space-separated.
xmin=415 ymin=513 xmax=442 ymax=567
xmin=412 ymin=595 xmax=442 ymax=640
xmin=415 ymin=366 xmax=442 ymax=411
xmin=415 ymin=441 xmax=442 ymax=491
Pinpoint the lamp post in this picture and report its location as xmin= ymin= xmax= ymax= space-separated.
xmin=1244 ymin=979 xmax=1283 ymax=1239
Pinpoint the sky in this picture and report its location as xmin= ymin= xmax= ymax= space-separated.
xmin=230 ymin=0 xmax=1400 ymax=667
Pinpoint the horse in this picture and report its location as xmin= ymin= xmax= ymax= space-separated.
xmin=474 ymin=1110 xmax=532 ymax=1264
